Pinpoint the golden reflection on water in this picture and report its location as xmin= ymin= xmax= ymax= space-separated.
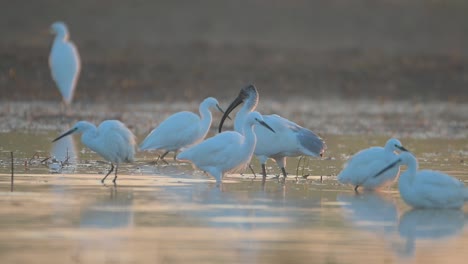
xmin=0 ymin=135 xmax=467 ymax=263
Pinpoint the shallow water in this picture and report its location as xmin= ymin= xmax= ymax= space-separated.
xmin=0 ymin=132 xmax=467 ymax=263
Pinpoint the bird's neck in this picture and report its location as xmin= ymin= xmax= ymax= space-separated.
xmin=400 ymin=158 xmax=418 ymax=185
xmin=234 ymin=105 xmax=255 ymax=134
xmin=242 ymin=123 xmax=257 ymax=152
xmin=198 ymin=105 xmax=213 ymax=135
xmin=54 ymin=33 xmax=69 ymax=43
xmin=80 ymin=125 xmax=98 ymax=149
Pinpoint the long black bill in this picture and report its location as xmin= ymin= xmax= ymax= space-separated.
xmin=218 ymin=95 xmax=243 ymax=133
xmin=257 ymin=119 xmax=275 ymax=133
xmin=373 ymin=158 xmax=402 ymax=178
xmin=396 ymin=145 xmax=409 ymax=152
xmin=52 ymin=128 xmax=77 ymax=142
xmin=215 ymin=104 xmax=231 ymax=121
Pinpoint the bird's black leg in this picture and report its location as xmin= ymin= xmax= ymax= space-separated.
xmin=101 ymin=163 xmax=115 ymax=183
xmin=248 ymin=164 xmax=257 ymax=178
xmin=156 ymin=151 xmax=170 ymax=165
xmin=112 ymin=165 xmax=119 ymax=184
xmin=281 ymin=167 xmax=288 ymax=178
xmin=262 ymin=164 xmax=267 ymax=179
xmin=354 ymin=185 xmax=359 ymax=193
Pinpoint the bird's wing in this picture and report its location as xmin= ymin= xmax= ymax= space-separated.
xmin=49 ymin=41 xmax=81 ymax=103
xmin=343 ymin=147 xmax=385 ymax=168
xmin=263 ymin=114 xmax=326 ymax=156
xmin=177 ymin=131 xmax=242 ymax=168
xmin=96 ymin=121 xmax=136 ymax=163
xmin=414 ymin=170 xmax=465 ymax=207
xmin=140 ymin=112 xmax=200 ymax=150
xmin=338 ymin=147 xmax=390 ymax=182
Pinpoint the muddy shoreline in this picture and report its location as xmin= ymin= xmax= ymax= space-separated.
xmin=1 ymin=100 xmax=466 ymax=139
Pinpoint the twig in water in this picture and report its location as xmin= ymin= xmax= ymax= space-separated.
xmin=10 ymin=151 xmax=14 ymax=192
xmin=28 ymin=151 xmax=39 ymax=165
xmin=295 ymin=156 xmax=303 ymax=178
xmin=40 ymin=157 xmax=51 ymax=164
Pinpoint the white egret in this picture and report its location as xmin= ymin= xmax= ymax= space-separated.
xmin=52 ymin=120 xmax=136 ymax=184
xmin=177 ymin=111 xmax=275 ymax=184
xmin=218 ymin=84 xmax=326 ymax=179
xmin=337 ymin=138 xmax=408 ymax=191
xmin=139 ymin=97 xmax=228 ymax=163
xmin=49 ymin=21 xmax=81 ymax=105
xmin=374 ymin=152 xmax=468 ymax=209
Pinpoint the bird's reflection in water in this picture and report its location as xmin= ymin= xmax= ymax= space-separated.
xmin=337 ymin=191 xmax=399 ymax=235
xmin=49 ymin=134 xmax=77 ymax=173
xmin=72 ymin=187 xmax=134 ymax=263
xmin=397 ymin=209 xmax=466 ymax=257
xmin=79 ymin=187 xmax=134 ymax=229
xmin=49 ymin=135 xmax=78 ymax=224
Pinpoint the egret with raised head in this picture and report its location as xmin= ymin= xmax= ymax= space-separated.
xmin=49 ymin=21 xmax=81 ymax=105
xmin=374 ymin=152 xmax=468 ymax=209
xmin=139 ymin=97 xmax=228 ymax=163
xmin=52 ymin=120 xmax=136 ymax=184
xmin=338 ymin=138 xmax=408 ymax=191
xmin=177 ymin=111 xmax=275 ymax=184
xmin=218 ymin=84 xmax=326 ymax=179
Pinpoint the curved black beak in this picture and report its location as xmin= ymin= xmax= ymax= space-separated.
xmin=256 ymin=119 xmax=275 ymax=133
xmin=52 ymin=127 xmax=77 ymax=142
xmin=218 ymin=95 xmax=243 ymax=133
xmin=215 ymin=104 xmax=231 ymax=121
xmin=373 ymin=158 xmax=402 ymax=178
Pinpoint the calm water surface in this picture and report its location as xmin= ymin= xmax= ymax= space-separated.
xmin=0 ymin=133 xmax=467 ymax=263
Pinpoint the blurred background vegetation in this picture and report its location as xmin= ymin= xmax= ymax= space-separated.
xmin=1 ymin=0 xmax=467 ymax=102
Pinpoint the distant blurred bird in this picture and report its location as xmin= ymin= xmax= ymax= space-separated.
xmin=52 ymin=120 xmax=136 ymax=184
xmin=218 ymin=84 xmax=326 ymax=179
xmin=49 ymin=21 xmax=81 ymax=105
xmin=177 ymin=111 xmax=275 ymax=184
xmin=139 ymin=97 xmax=228 ymax=163
xmin=338 ymin=138 xmax=408 ymax=191
xmin=374 ymin=152 xmax=468 ymax=209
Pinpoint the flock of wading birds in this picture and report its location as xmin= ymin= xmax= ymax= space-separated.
xmin=48 ymin=22 xmax=468 ymax=210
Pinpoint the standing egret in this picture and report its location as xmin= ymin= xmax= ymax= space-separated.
xmin=49 ymin=21 xmax=81 ymax=105
xmin=177 ymin=111 xmax=275 ymax=184
xmin=52 ymin=120 xmax=136 ymax=184
xmin=337 ymin=138 xmax=408 ymax=191
xmin=374 ymin=152 xmax=468 ymax=209
xmin=139 ymin=97 xmax=228 ymax=163
xmin=218 ymin=84 xmax=326 ymax=179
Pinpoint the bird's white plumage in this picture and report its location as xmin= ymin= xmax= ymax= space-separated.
xmin=252 ymin=114 xmax=325 ymax=168
xmin=220 ymin=84 xmax=326 ymax=177
xmin=177 ymin=111 xmax=270 ymax=183
xmin=388 ymin=152 xmax=467 ymax=209
xmin=49 ymin=21 xmax=81 ymax=105
xmin=53 ymin=120 xmax=136 ymax=183
xmin=82 ymin=120 xmax=136 ymax=163
xmin=139 ymin=97 xmax=221 ymax=155
xmin=337 ymin=138 xmax=404 ymax=190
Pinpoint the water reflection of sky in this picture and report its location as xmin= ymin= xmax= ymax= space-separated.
xmin=158 ymin=181 xmax=327 ymax=230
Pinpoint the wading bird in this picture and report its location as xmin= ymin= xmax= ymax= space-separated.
xmin=139 ymin=97 xmax=228 ymax=163
xmin=337 ymin=138 xmax=408 ymax=191
xmin=177 ymin=111 xmax=275 ymax=184
xmin=49 ymin=21 xmax=81 ymax=105
xmin=52 ymin=120 xmax=136 ymax=184
xmin=218 ymin=84 xmax=326 ymax=179
xmin=374 ymin=152 xmax=468 ymax=209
